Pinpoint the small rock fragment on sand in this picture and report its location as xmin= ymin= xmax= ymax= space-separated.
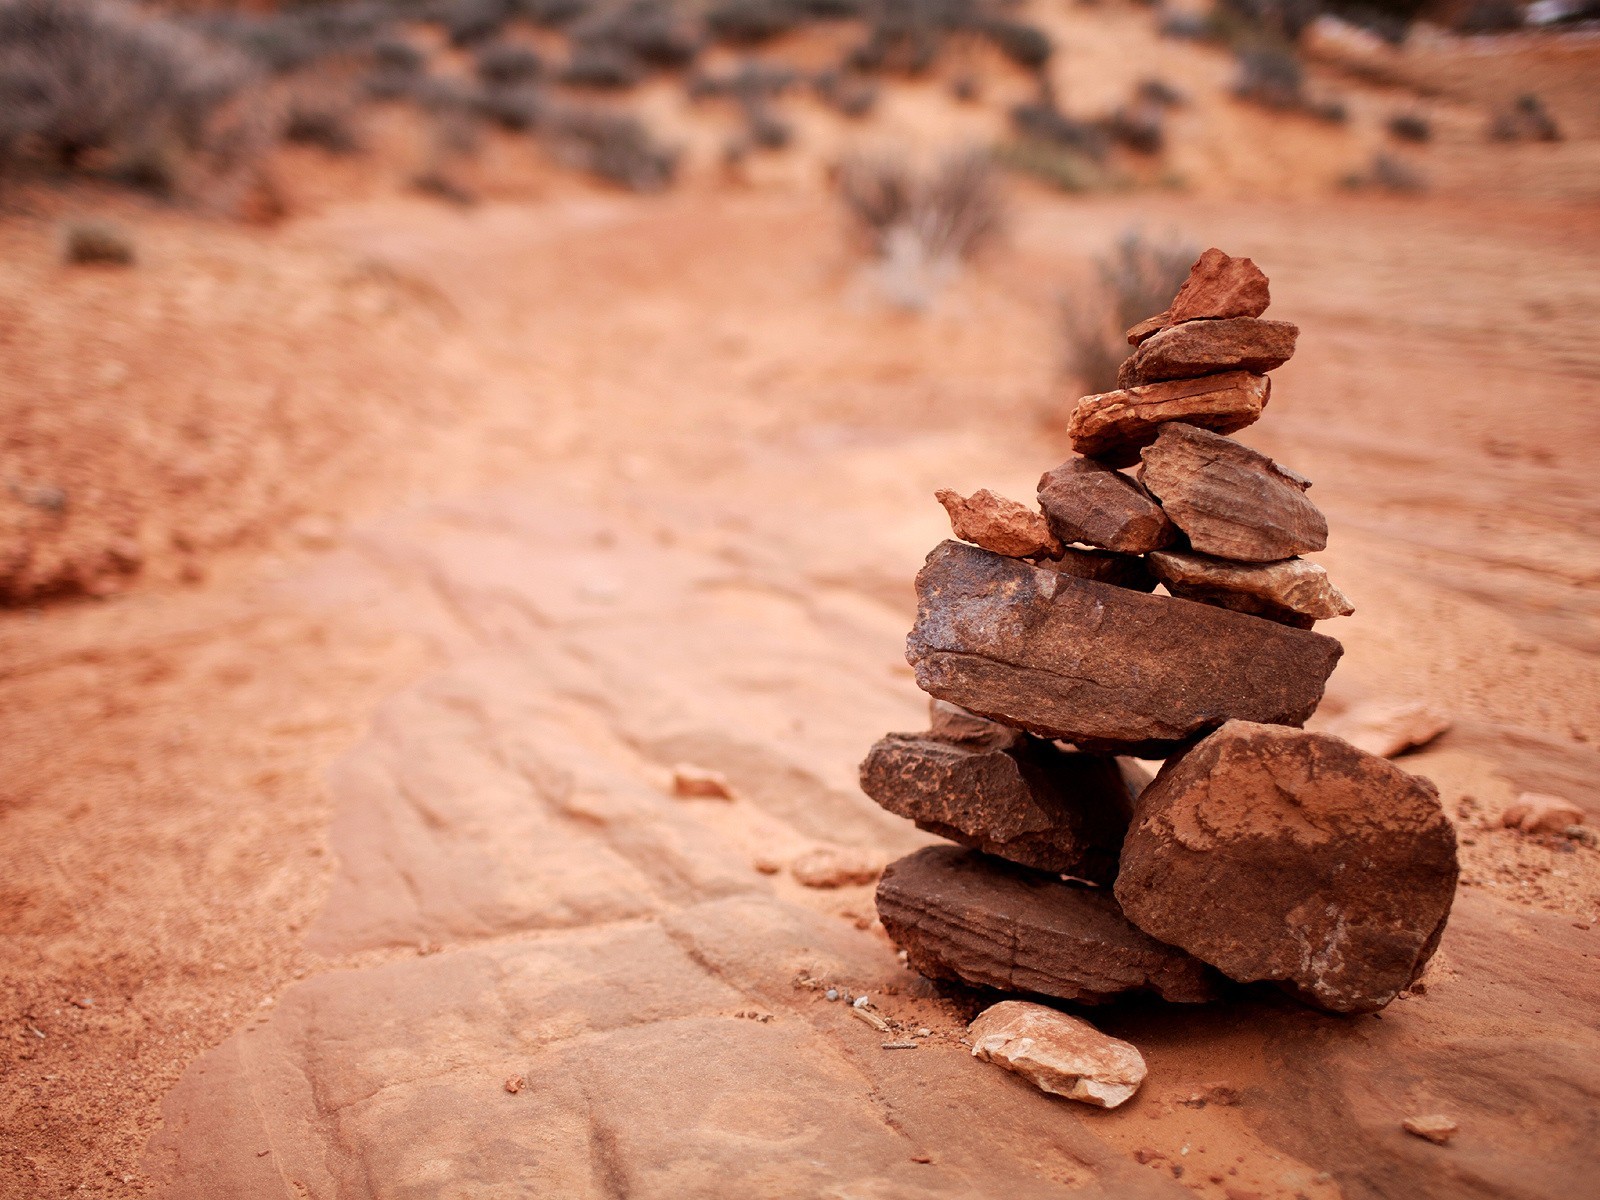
xmin=1139 ymin=423 xmax=1327 ymax=562
xmin=791 ymin=846 xmax=885 ymax=888
xmin=1036 ymin=458 xmax=1176 ymax=554
xmin=1502 ymin=793 xmax=1584 ymax=834
xmin=504 ymin=1075 xmax=525 ymax=1094
xmin=968 ymin=1000 xmax=1147 ymax=1108
xmin=1148 ymin=551 xmax=1353 ymax=628
xmin=1119 ymin=317 xmax=1298 ymax=387
xmin=1068 ymin=371 xmax=1270 ymax=467
xmin=1115 ymin=721 xmax=1459 ymax=1013
xmin=935 ymin=488 xmax=1063 ymax=560
xmin=1402 ymin=1114 xmax=1458 ymax=1144
xmin=753 ymin=857 xmax=782 ymax=875
xmin=1326 ymin=700 xmax=1451 ymax=758
xmin=671 ymin=763 xmax=735 ymax=800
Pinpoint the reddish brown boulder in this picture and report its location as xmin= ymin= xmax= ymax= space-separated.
xmin=876 ymin=845 xmax=1221 ymax=1004
xmin=906 ymin=541 xmax=1343 ymax=757
xmin=935 ymin=488 xmax=1062 ymax=559
xmin=1068 ymin=371 xmax=1270 ymax=468
xmin=1036 ymin=458 xmax=1176 ymax=554
xmin=859 ymin=733 xmax=1132 ymax=880
xmin=1036 ymin=546 xmax=1157 ymax=592
xmin=1118 ymin=318 xmax=1298 ymax=388
xmin=1139 ymin=423 xmax=1328 ymax=562
xmin=1148 ymin=550 xmax=1353 ymax=628
xmin=1114 ymin=721 xmax=1459 ymax=1014
xmin=1125 ymin=249 xmax=1272 ymax=346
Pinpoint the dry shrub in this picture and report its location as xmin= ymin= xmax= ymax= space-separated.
xmin=285 ymin=90 xmax=363 ymax=155
xmin=0 ymin=0 xmax=265 ymax=196
xmin=61 ymin=217 xmax=134 ymax=265
xmin=548 ymin=106 xmax=678 ymax=190
xmin=1061 ymin=231 xmax=1197 ymax=395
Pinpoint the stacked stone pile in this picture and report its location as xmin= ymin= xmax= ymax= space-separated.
xmin=863 ymin=249 xmax=1459 ymax=1019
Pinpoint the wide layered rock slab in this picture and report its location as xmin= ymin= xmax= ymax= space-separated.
xmin=1139 ymin=422 xmax=1328 ymax=562
xmin=1118 ymin=317 xmax=1299 ymax=388
xmin=1149 ymin=550 xmax=1353 ymax=628
xmin=859 ymin=732 xmax=1131 ymax=880
xmin=906 ymin=541 xmax=1344 ymax=757
xmin=1068 ymin=371 xmax=1270 ymax=468
xmin=969 ymin=1001 xmax=1147 ymax=1108
xmin=936 ymin=487 xmax=1062 ymax=559
xmin=1126 ymin=249 xmax=1271 ymax=345
xmin=1114 ymin=720 xmax=1459 ymax=1014
xmin=876 ymin=845 xmax=1220 ymax=1004
xmin=1036 ymin=458 xmax=1176 ymax=554
xmin=1037 ymin=546 xmax=1157 ymax=592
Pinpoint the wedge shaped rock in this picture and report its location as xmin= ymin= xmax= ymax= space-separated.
xmin=936 ymin=488 xmax=1062 ymax=559
xmin=1126 ymin=248 xmax=1271 ymax=345
xmin=1139 ymin=423 xmax=1328 ymax=562
xmin=1114 ymin=721 xmax=1459 ymax=1014
xmin=1036 ymin=546 xmax=1157 ymax=592
xmin=859 ymin=733 xmax=1131 ymax=880
xmin=1118 ymin=317 xmax=1298 ymax=388
xmin=927 ymin=698 xmax=1022 ymax=751
xmin=907 ymin=541 xmax=1344 ymax=757
xmin=1068 ymin=371 xmax=1270 ymax=468
xmin=969 ymin=1001 xmax=1147 ymax=1108
xmin=1036 ymin=458 xmax=1176 ymax=554
xmin=1148 ymin=551 xmax=1353 ymax=628
xmin=876 ymin=845 xmax=1220 ymax=1004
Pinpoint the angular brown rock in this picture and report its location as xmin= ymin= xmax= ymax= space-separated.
xmin=1114 ymin=720 xmax=1459 ymax=1014
xmin=906 ymin=541 xmax=1344 ymax=757
xmin=1036 ymin=458 xmax=1176 ymax=554
xmin=1125 ymin=249 xmax=1272 ymax=345
xmin=927 ymin=698 xmax=1022 ymax=751
xmin=935 ymin=488 xmax=1062 ymax=560
xmin=876 ymin=844 xmax=1220 ymax=1004
xmin=1118 ymin=317 xmax=1298 ymax=388
xmin=1148 ymin=550 xmax=1353 ymax=628
xmin=968 ymin=1001 xmax=1147 ymax=1108
xmin=1139 ymin=423 xmax=1328 ymax=562
xmin=859 ymin=733 xmax=1132 ymax=880
xmin=1068 ymin=371 xmax=1270 ymax=468
xmin=1036 ymin=546 xmax=1156 ymax=592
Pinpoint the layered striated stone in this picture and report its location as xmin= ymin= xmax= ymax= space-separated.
xmin=1125 ymin=249 xmax=1272 ymax=346
xmin=1118 ymin=317 xmax=1299 ymax=388
xmin=1036 ymin=458 xmax=1176 ymax=554
xmin=1068 ymin=371 xmax=1269 ymax=468
xmin=935 ymin=488 xmax=1062 ymax=559
xmin=968 ymin=1002 xmax=1147 ymax=1108
xmin=1114 ymin=721 xmax=1459 ymax=1014
xmin=927 ymin=698 xmax=1022 ymax=751
xmin=1036 ymin=546 xmax=1157 ymax=592
xmin=906 ymin=541 xmax=1344 ymax=757
xmin=1139 ymin=423 xmax=1328 ymax=562
xmin=1148 ymin=550 xmax=1353 ymax=629
xmin=859 ymin=733 xmax=1132 ymax=881
xmin=876 ymin=845 xmax=1220 ymax=1004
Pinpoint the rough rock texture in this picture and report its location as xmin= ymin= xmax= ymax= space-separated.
xmin=927 ymin=698 xmax=1022 ymax=750
xmin=1036 ymin=546 xmax=1157 ymax=592
xmin=968 ymin=1001 xmax=1147 ymax=1108
xmin=1139 ymin=423 xmax=1329 ymax=562
xmin=790 ymin=845 xmax=885 ymax=888
xmin=1325 ymin=700 xmax=1451 ymax=758
xmin=1501 ymin=792 xmax=1584 ymax=834
xmin=1068 ymin=371 xmax=1271 ymax=468
xmin=876 ymin=845 xmax=1220 ymax=1004
xmin=1118 ymin=317 xmax=1299 ymax=388
xmin=906 ymin=541 xmax=1344 ymax=756
xmin=1115 ymin=721 xmax=1459 ymax=1014
xmin=935 ymin=488 xmax=1062 ymax=559
xmin=859 ymin=733 xmax=1132 ymax=880
xmin=1124 ymin=250 xmax=1271 ymax=345
xmin=1036 ymin=458 xmax=1176 ymax=554
xmin=1148 ymin=550 xmax=1354 ymax=628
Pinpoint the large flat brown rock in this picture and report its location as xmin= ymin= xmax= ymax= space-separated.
xmin=859 ymin=732 xmax=1132 ymax=880
xmin=906 ymin=541 xmax=1344 ymax=757
xmin=1118 ymin=317 xmax=1299 ymax=388
xmin=877 ymin=845 xmax=1221 ymax=1003
xmin=1067 ymin=371 xmax=1270 ymax=468
xmin=1036 ymin=458 xmax=1176 ymax=554
xmin=1138 ymin=423 xmax=1328 ymax=562
xmin=1114 ymin=721 xmax=1459 ymax=1014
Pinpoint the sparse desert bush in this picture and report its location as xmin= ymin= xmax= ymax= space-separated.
xmin=993 ymin=138 xmax=1109 ymax=193
xmin=814 ymin=68 xmax=878 ymax=117
xmin=949 ymin=71 xmax=980 ymax=103
xmin=1231 ymin=44 xmax=1303 ymax=110
xmin=577 ymin=1 xmax=701 ymax=67
xmin=706 ymin=0 xmax=800 ymax=43
xmin=1061 ymin=231 xmax=1197 ymax=394
xmin=1453 ymin=0 xmax=1524 ymax=32
xmin=742 ymin=99 xmax=793 ymax=148
xmin=549 ymin=106 xmax=678 ymax=190
xmin=977 ymin=18 xmax=1052 ymax=70
xmin=1010 ymin=101 xmax=1111 ymax=162
xmin=374 ymin=37 xmax=428 ymax=76
xmin=560 ymin=42 xmax=645 ymax=88
xmin=0 ymin=0 xmax=263 ymax=194
xmin=1489 ymin=93 xmax=1561 ymax=142
xmin=1387 ymin=112 xmax=1430 ymax=142
xmin=1341 ymin=150 xmax=1425 ymax=192
xmin=61 ymin=217 xmax=134 ymax=265
xmin=1136 ymin=77 xmax=1185 ymax=107
xmin=474 ymin=82 xmax=546 ymax=130
xmin=411 ymin=167 xmax=479 ymax=204
xmin=285 ymin=91 xmax=363 ymax=154
xmin=476 ymin=41 xmax=544 ymax=85
xmin=513 ymin=0 xmax=592 ymax=27
xmin=440 ymin=0 xmax=511 ymax=47
xmin=1104 ymin=103 xmax=1164 ymax=154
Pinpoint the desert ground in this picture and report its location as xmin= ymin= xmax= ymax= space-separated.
xmin=2 ymin=2 xmax=1599 ymax=1197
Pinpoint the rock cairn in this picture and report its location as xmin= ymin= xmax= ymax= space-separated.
xmin=864 ymin=249 xmax=1459 ymax=1017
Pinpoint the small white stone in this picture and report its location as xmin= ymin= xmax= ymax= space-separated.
xmin=967 ymin=1001 xmax=1146 ymax=1109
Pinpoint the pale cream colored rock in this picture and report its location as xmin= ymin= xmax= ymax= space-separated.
xmin=790 ymin=846 xmax=884 ymax=888
xmin=671 ymin=763 xmax=735 ymax=800
xmin=1327 ymin=700 xmax=1450 ymax=758
xmin=1148 ymin=551 xmax=1353 ymax=628
xmin=1501 ymin=793 xmax=1584 ymax=834
xmin=967 ymin=1001 xmax=1147 ymax=1109
xmin=1402 ymin=1114 xmax=1459 ymax=1145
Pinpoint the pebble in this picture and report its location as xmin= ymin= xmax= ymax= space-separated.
xmin=853 ymin=995 xmax=870 ymax=1008
xmin=825 ymin=989 xmax=839 ymax=1002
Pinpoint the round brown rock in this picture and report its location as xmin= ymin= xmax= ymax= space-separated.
xmin=1114 ymin=720 xmax=1458 ymax=1014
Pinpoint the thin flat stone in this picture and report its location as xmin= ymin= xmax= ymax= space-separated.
xmin=1118 ymin=317 xmax=1298 ymax=387
xmin=1068 ymin=372 xmax=1270 ymax=468
xmin=1148 ymin=551 xmax=1353 ymax=628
